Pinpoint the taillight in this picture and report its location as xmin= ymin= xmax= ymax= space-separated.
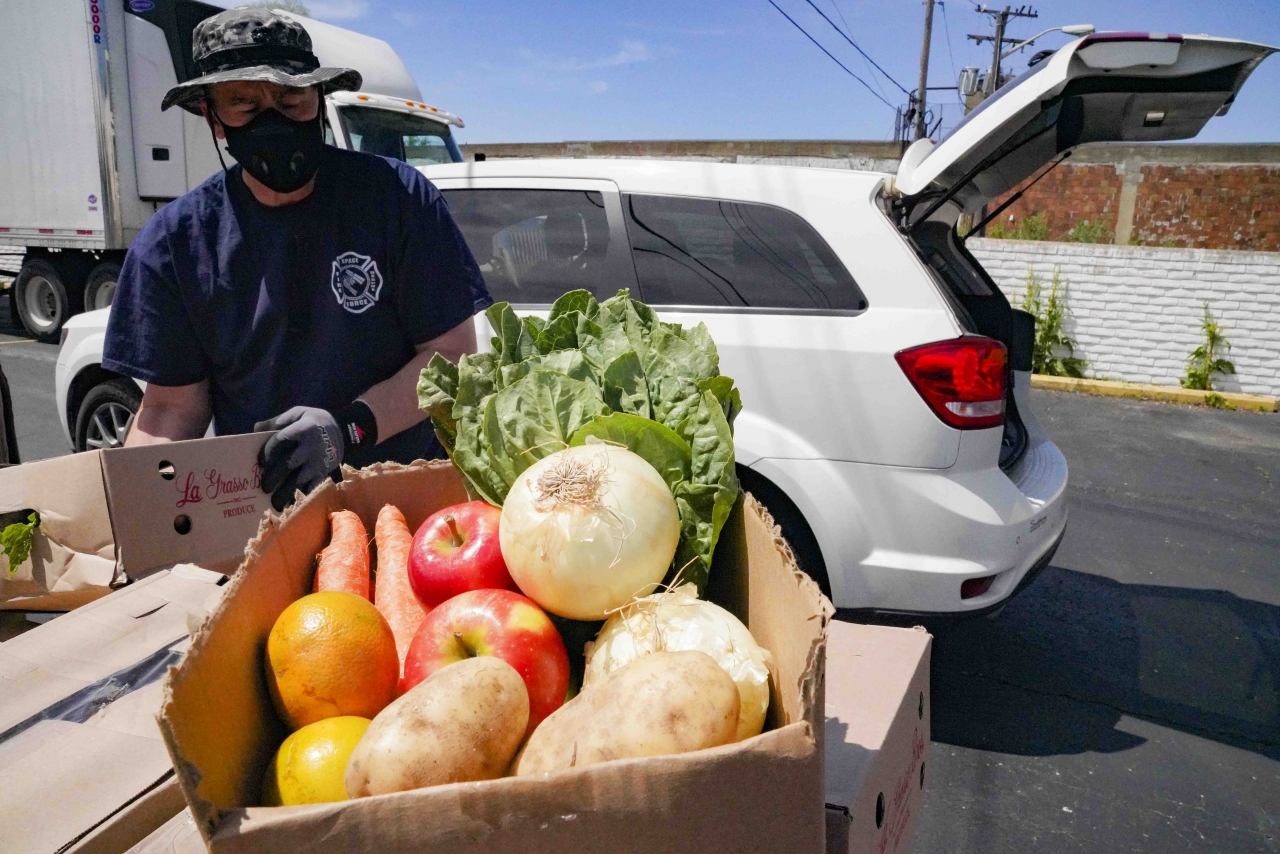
xmin=961 ymin=574 xmax=996 ymax=599
xmin=895 ymin=338 xmax=1007 ymax=430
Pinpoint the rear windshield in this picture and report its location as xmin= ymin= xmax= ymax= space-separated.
xmin=939 ymin=56 xmax=1053 ymax=144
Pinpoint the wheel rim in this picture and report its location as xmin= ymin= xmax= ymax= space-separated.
xmin=23 ymin=275 xmax=61 ymax=331
xmin=85 ymin=401 xmax=134 ymax=450
xmin=92 ymin=278 xmax=117 ymax=310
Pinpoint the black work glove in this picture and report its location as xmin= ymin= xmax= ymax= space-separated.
xmin=255 ymin=402 xmax=378 ymax=511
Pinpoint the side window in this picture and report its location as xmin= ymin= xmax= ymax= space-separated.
xmin=623 ymin=194 xmax=866 ymax=311
xmin=441 ymin=189 xmax=616 ymax=304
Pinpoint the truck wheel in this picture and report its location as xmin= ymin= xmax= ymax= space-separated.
xmin=14 ymin=258 xmax=74 ymax=342
xmin=75 ymin=378 xmax=142 ymax=452
xmin=83 ymin=261 xmax=122 ymax=311
xmin=735 ymin=465 xmax=833 ymax=601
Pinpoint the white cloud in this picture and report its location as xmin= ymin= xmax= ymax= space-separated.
xmin=588 ymin=80 xmax=608 ymax=94
xmin=304 ymin=0 xmax=368 ymax=20
xmin=390 ymin=10 xmax=421 ymax=26
xmin=539 ymin=40 xmax=651 ymax=73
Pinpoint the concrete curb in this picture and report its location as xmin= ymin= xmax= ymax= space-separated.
xmin=1029 ymin=375 xmax=1278 ymax=412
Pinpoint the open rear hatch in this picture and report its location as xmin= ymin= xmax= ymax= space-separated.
xmin=888 ymin=32 xmax=1276 ymax=470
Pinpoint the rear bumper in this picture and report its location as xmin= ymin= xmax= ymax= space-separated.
xmin=838 ymin=524 xmax=1064 ymax=624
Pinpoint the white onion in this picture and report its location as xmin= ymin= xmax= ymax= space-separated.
xmin=499 ymin=443 xmax=680 ymax=621
xmin=584 ymin=584 xmax=772 ymax=742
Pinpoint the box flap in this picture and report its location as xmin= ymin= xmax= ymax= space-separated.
xmin=99 ymin=433 xmax=271 ymax=578
xmin=0 ymin=451 xmax=116 ymax=610
xmin=0 ymin=568 xmax=222 ymax=854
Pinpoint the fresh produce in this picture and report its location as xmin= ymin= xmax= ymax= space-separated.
xmin=315 ymin=511 xmax=370 ymax=599
xmin=499 ymin=443 xmax=680 ymax=620
xmin=262 ymin=716 xmax=370 ymax=806
xmin=264 ymin=591 xmax=400 ymax=730
xmin=345 ymin=656 xmax=528 ymax=798
xmin=408 ymin=500 xmax=515 ymax=608
xmin=417 ymin=289 xmax=742 ymax=592
xmin=584 ymin=584 xmax=771 ymax=742
xmin=402 ymin=588 xmax=568 ymax=735
xmin=373 ymin=505 xmax=428 ymax=687
xmin=514 ymin=650 xmax=739 ymax=776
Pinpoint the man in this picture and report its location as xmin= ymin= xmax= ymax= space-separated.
xmin=103 ymin=8 xmax=489 ymax=510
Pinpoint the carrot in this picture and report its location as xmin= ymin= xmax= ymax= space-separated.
xmin=315 ymin=510 xmax=370 ymax=599
xmin=373 ymin=504 xmax=427 ymax=686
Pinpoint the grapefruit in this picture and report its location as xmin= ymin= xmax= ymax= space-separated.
xmin=265 ymin=591 xmax=400 ymax=730
xmin=262 ymin=715 xmax=370 ymax=806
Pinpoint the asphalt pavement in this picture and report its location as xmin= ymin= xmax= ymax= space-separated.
xmin=2 ymin=292 xmax=1277 ymax=851
xmin=918 ymin=389 xmax=1280 ymax=853
xmin=1 ymin=294 xmax=67 ymax=461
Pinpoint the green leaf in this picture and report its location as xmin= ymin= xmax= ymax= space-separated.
xmin=452 ymin=405 xmax=508 ymax=506
xmin=548 ymin=289 xmax=599 ymax=323
xmin=569 ymin=411 xmax=692 ymax=492
xmin=481 ymin=371 xmax=609 ymax=495
xmin=499 ymin=350 xmax=598 ymax=388
xmin=670 ymin=390 xmax=740 ymax=586
xmin=533 ymin=313 xmax=580 ymax=354
xmin=698 ymin=375 xmax=742 ymax=429
xmin=417 ymin=354 xmax=460 ymax=451
xmin=601 ymin=351 xmax=651 ymax=418
xmin=2 ymin=512 xmax=39 ymax=578
xmin=486 ymin=302 xmax=537 ymax=368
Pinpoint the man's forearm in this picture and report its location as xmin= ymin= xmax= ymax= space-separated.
xmin=359 ymin=317 xmax=478 ymax=443
xmin=125 ymin=381 xmax=213 ymax=446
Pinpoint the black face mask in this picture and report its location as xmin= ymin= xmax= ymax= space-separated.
xmin=213 ymin=107 xmax=325 ymax=194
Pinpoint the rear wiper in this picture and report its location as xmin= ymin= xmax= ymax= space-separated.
xmin=961 ymin=150 xmax=1073 ymax=243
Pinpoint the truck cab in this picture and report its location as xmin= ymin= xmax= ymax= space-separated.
xmin=0 ymin=0 xmax=463 ymax=341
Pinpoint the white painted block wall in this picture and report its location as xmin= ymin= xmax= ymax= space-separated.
xmin=968 ymin=239 xmax=1280 ymax=398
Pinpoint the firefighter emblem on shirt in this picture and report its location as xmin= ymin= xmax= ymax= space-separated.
xmin=330 ymin=251 xmax=384 ymax=314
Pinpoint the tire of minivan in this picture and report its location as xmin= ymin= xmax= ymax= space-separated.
xmin=14 ymin=258 xmax=84 ymax=342
xmin=735 ymin=465 xmax=832 ymax=601
xmin=83 ymin=261 xmax=122 ymax=312
xmin=75 ymin=378 xmax=142 ymax=452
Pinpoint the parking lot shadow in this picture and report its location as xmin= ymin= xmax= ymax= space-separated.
xmin=928 ymin=566 xmax=1280 ymax=761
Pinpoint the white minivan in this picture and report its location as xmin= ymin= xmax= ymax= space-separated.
xmin=56 ymin=32 xmax=1275 ymax=616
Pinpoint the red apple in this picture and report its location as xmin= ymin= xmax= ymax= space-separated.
xmin=403 ymin=589 xmax=569 ymax=735
xmin=408 ymin=501 xmax=515 ymax=608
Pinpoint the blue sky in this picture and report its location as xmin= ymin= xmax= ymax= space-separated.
xmin=297 ymin=0 xmax=1280 ymax=144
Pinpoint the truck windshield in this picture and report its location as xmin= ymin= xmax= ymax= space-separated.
xmin=336 ymin=106 xmax=462 ymax=165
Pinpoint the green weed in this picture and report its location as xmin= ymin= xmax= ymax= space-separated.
xmin=1021 ymin=267 xmax=1087 ymax=378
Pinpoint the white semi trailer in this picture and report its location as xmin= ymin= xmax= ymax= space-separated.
xmin=0 ymin=0 xmax=464 ymax=340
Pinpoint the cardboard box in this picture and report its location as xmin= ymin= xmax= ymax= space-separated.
xmin=159 ymin=460 xmax=834 ymax=854
xmin=0 ymin=433 xmax=270 ymax=610
xmin=0 ymin=565 xmax=227 ymax=854
xmin=824 ymin=621 xmax=931 ymax=854
xmin=126 ymin=808 xmax=205 ymax=854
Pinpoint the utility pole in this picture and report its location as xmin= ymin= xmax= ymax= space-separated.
xmin=967 ymin=5 xmax=1038 ymax=99
xmin=914 ymin=0 xmax=935 ymax=141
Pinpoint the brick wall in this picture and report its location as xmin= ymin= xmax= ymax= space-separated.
xmin=968 ymin=238 xmax=1280 ymax=398
xmin=1134 ymin=166 xmax=1280 ymax=252
xmin=987 ymin=165 xmax=1122 ymax=240
xmin=986 ymin=159 xmax=1280 ymax=252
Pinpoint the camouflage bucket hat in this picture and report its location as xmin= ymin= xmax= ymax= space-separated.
xmin=161 ymin=7 xmax=362 ymax=114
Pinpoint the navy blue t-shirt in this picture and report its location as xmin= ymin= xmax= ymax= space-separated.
xmin=103 ymin=147 xmax=490 ymax=466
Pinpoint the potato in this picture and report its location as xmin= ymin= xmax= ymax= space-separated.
xmin=514 ymin=650 xmax=739 ymax=776
xmin=345 ymin=656 xmax=528 ymax=797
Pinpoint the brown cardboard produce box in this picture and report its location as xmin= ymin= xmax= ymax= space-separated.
xmin=824 ymin=621 xmax=931 ymax=854
xmin=0 ymin=565 xmax=228 ymax=854
xmin=0 ymin=433 xmax=270 ymax=611
xmin=159 ymin=460 xmax=834 ymax=854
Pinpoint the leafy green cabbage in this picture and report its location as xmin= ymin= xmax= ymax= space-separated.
xmin=417 ymin=290 xmax=741 ymax=591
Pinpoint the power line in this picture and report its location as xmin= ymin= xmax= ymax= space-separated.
xmin=766 ymin=0 xmax=897 ymax=110
xmin=938 ymin=1 xmax=962 ymax=105
xmin=829 ymin=0 xmax=888 ymax=102
xmin=799 ymin=0 xmax=911 ymax=95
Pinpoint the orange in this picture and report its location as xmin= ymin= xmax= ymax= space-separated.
xmin=261 ymin=716 xmax=370 ymax=806
xmin=265 ymin=591 xmax=399 ymax=730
